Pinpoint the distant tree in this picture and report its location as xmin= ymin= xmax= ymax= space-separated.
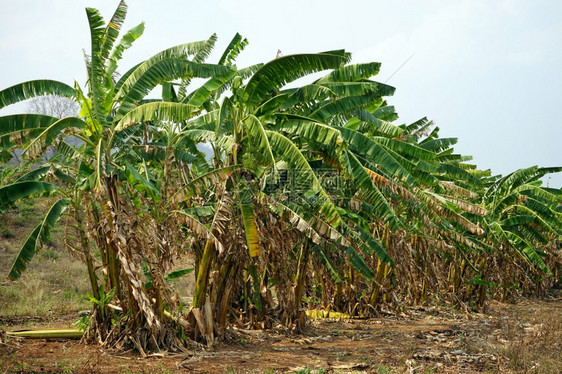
xmin=25 ymin=96 xmax=81 ymax=162
xmin=27 ymin=95 xmax=79 ymax=119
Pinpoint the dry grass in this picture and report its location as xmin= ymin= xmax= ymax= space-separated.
xmin=461 ymin=299 xmax=562 ymax=373
xmin=0 ymin=198 xmax=90 ymax=328
xmin=498 ymin=303 xmax=562 ymax=373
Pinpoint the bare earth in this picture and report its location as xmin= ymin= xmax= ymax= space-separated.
xmin=1 ymin=297 xmax=561 ymax=373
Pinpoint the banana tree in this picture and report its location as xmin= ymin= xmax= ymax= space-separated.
xmin=2 ymin=0 xmax=560 ymax=353
xmin=169 ymin=52 xmax=467 ymax=333
xmin=116 ymin=49 xmax=355 ymax=340
xmin=482 ymin=166 xmax=562 ymax=298
xmin=0 ymin=1 xmax=236 ymax=352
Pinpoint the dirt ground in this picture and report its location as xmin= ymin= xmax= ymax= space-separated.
xmin=1 ymin=296 xmax=561 ymax=374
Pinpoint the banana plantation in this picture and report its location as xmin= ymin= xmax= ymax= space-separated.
xmin=1 ymin=2 xmax=561 ymax=354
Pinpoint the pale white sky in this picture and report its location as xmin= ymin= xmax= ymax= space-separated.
xmin=1 ymin=0 xmax=561 ymax=187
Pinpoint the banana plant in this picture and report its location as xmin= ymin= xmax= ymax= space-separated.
xmin=2 ymin=0 xmax=560 ymax=353
xmin=483 ymin=166 xmax=562 ymax=288
xmin=171 ymin=51 xmax=444 ymax=331
xmin=0 ymin=1 xmax=235 ymax=351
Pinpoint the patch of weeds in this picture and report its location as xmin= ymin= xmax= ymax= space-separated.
xmin=154 ymin=364 xmax=175 ymax=374
xmin=358 ymin=355 xmax=370 ymax=363
xmin=19 ymin=205 xmax=37 ymax=218
xmin=1 ymin=227 xmax=14 ymax=238
xmin=374 ymin=364 xmax=390 ymax=374
xmin=21 ymin=197 xmax=35 ymax=207
xmin=296 ymin=368 xmax=309 ymax=374
xmin=73 ymin=314 xmax=91 ymax=332
xmin=56 ymin=359 xmax=73 ymax=373
xmin=482 ymin=306 xmax=562 ymax=373
xmin=16 ymin=362 xmax=30 ymax=371
xmin=0 ymin=353 xmax=17 ymax=372
xmin=63 ymin=289 xmax=76 ymax=300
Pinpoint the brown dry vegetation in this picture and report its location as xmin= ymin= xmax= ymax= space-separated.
xmin=0 ymin=197 xmax=90 ymax=319
xmin=1 ymin=298 xmax=561 ymax=373
xmin=1 ymin=198 xmax=561 ymax=373
xmin=0 ymin=197 xmax=194 ymax=323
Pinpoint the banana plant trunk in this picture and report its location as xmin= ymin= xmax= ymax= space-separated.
xmin=292 ymin=241 xmax=311 ymax=328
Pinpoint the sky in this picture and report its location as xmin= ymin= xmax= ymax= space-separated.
xmin=1 ymin=0 xmax=561 ymax=187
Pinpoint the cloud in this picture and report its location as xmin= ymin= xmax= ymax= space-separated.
xmin=355 ymin=0 xmax=562 ymax=80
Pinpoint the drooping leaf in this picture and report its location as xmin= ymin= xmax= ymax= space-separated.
xmin=341 ymin=151 xmax=397 ymax=226
xmin=345 ymin=109 xmax=404 ymax=138
xmin=340 ymin=207 xmax=394 ymax=265
xmin=506 ymin=231 xmax=550 ymax=274
xmin=312 ymin=245 xmax=342 ymax=284
xmin=115 ymin=102 xmax=200 ymax=132
xmin=14 ymin=166 xmax=51 ymax=183
xmin=277 ymin=117 xmax=343 ymax=154
xmin=239 ymin=190 xmax=261 ymax=257
xmin=23 ymin=117 xmax=87 ymax=159
xmin=173 ymin=210 xmax=225 ymax=253
xmin=267 ymin=200 xmax=322 ymax=244
xmin=8 ymin=198 xmax=70 ymax=280
xmin=174 ymin=165 xmax=240 ymax=199
xmin=0 ymin=114 xmax=59 ymax=150
xmin=0 ymin=81 xmax=75 ymax=110
xmin=346 ymin=246 xmax=375 ymax=280
xmin=186 ymin=70 xmax=237 ymax=107
xmin=0 ymin=181 xmax=56 ymax=208
xmin=165 ymin=268 xmax=194 ymax=280
xmin=124 ymin=161 xmax=160 ymax=201
xmin=340 ymin=127 xmax=416 ymax=185
xmin=245 ymin=52 xmax=348 ymax=106
xmin=309 ymin=93 xmax=380 ymax=123
xmin=243 ymin=115 xmax=276 ymax=168
xmin=266 ymin=130 xmax=341 ymax=226
xmin=316 ymin=62 xmax=382 ymax=83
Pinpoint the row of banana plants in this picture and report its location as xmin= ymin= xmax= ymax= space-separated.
xmin=1 ymin=2 xmax=560 ymax=351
